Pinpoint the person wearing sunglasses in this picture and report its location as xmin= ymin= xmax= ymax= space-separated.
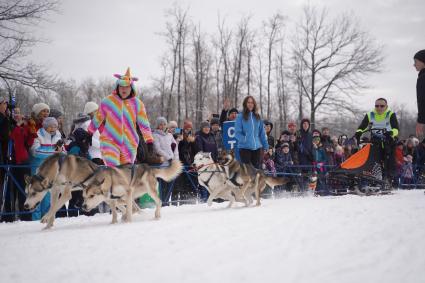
xmin=355 ymin=97 xmax=399 ymax=186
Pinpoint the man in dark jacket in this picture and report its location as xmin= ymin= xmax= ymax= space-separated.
xmin=297 ymin=118 xmax=313 ymax=167
xmin=219 ymin=98 xmax=238 ymax=126
xmin=414 ymin=50 xmax=425 ymax=138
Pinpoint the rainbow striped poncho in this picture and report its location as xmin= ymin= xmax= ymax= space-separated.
xmin=88 ymin=94 xmax=153 ymax=149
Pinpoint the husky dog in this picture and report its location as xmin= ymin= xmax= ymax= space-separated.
xmin=23 ymin=153 xmax=140 ymax=229
xmin=82 ymin=160 xmax=183 ymax=224
xmin=23 ymin=154 xmax=101 ymax=229
xmin=193 ymin=152 xmax=288 ymax=207
xmin=193 ymin=152 xmax=245 ymax=207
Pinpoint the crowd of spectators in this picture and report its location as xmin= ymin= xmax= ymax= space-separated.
xmin=1 ymin=94 xmax=424 ymax=222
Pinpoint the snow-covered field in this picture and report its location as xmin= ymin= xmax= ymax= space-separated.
xmin=1 ymin=190 xmax=424 ymax=283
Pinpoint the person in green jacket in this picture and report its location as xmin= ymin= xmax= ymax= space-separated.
xmin=355 ymin=98 xmax=399 ymax=185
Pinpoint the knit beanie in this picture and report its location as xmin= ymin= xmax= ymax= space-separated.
xmin=155 ymin=117 xmax=168 ymax=128
xmin=200 ymin=121 xmax=210 ymax=130
xmin=42 ymin=117 xmax=58 ymax=129
xmin=49 ymin=109 xmax=63 ymax=119
xmin=210 ymin=117 xmax=220 ymax=126
xmin=414 ymin=49 xmax=425 ymax=64
xmin=168 ymin=120 xmax=178 ymax=128
xmin=32 ymin=103 xmax=50 ymax=117
xmin=301 ymin=118 xmax=310 ymax=127
xmin=183 ymin=120 xmax=193 ymax=130
xmin=228 ymin=108 xmax=238 ymax=115
xmin=263 ymin=120 xmax=273 ymax=130
xmin=287 ymin=121 xmax=296 ymax=128
xmin=83 ymin=101 xmax=99 ymax=115
xmin=312 ymin=129 xmax=321 ymax=137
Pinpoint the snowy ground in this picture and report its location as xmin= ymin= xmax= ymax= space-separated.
xmin=1 ymin=190 xmax=425 ymax=283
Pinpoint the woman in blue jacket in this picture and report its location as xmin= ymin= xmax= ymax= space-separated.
xmin=235 ymin=96 xmax=269 ymax=169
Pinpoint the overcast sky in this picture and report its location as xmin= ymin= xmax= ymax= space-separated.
xmin=30 ymin=0 xmax=425 ymax=113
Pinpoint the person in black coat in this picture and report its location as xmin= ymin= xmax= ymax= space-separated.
xmin=219 ymin=98 xmax=239 ymax=126
xmin=195 ymin=121 xmax=218 ymax=162
xmin=173 ymin=120 xmax=198 ymax=204
xmin=263 ymin=120 xmax=275 ymax=149
xmin=414 ymin=50 xmax=425 ymax=138
xmin=297 ymin=118 xmax=313 ymax=168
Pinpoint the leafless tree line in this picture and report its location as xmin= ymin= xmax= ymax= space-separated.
xmin=0 ymin=1 xmax=417 ymax=138
xmin=149 ymin=4 xmax=385 ymax=132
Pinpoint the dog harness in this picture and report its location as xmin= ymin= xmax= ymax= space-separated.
xmin=109 ymin=164 xmax=145 ymax=199
xmin=31 ymin=153 xmax=67 ymax=191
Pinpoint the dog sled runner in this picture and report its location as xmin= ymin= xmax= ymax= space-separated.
xmin=326 ymin=142 xmax=391 ymax=196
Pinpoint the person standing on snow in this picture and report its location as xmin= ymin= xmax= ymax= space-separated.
xmin=88 ymin=68 xmax=154 ymax=166
xmin=235 ymin=95 xmax=269 ymax=169
xmin=413 ymin=50 xmax=425 ymax=138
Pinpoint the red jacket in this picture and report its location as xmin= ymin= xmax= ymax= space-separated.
xmin=394 ymin=147 xmax=404 ymax=171
xmin=10 ymin=124 xmax=34 ymax=164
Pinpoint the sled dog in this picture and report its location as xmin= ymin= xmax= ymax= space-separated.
xmin=82 ymin=160 xmax=183 ymax=223
xmin=193 ymin=152 xmax=287 ymax=207
xmin=23 ymin=153 xmax=139 ymax=229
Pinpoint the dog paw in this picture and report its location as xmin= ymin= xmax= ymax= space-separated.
xmin=42 ymin=223 xmax=53 ymax=230
xmin=40 ymin=214 xmax=50 ymax=224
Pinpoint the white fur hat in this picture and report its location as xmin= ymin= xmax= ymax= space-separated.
xmin=83 ymin=101 xmax=99 ymax=115
xmin=32 ymin=103 xmax=50 ymax=116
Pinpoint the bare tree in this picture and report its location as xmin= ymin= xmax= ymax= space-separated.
xmin=255 ymin=52 xmax=264 ymax=117
xmin=245 ymin=28 xmax=256 ymax=97
xmin=0 ymin=0 xmax=58 ymax=90
xmin=263 ymin=13 xmax=285 ymax=120
xmin=275 ymin=41 xmax=289 ymax=131
xmin=292 ymin=5 xmax=383 ymax=127
xmin=55 ymin=79 xmax=80 ymax=134
xmin=230 ymin=15 xmax=251 ymax=106
xmin=192 ymin=23 xmax=212 ymax=125
xmin=215 ymin=15 xmax=232 ymax=102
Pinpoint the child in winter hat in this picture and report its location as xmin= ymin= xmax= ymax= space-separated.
xmin=32 ymin=103 xmax=50 ymax=117
xmin=42 ymin=117 xmax=58 ymax=131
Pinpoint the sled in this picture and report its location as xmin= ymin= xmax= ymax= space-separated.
xmin=326 ymin=138 xmax=392 ymax=196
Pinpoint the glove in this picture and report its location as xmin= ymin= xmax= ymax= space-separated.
xmin=354 ymin=132 xmax=362 ymax=145
xmin=55 ymin=139 xmax=64 ymax=148
xmin=147 ymin=142 xmax=154 ymax=154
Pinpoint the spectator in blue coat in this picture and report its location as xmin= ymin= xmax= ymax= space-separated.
xmin=235 ymin=95 xmax=269 ymax=169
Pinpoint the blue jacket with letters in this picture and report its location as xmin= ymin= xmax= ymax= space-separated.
xmin=235 ymin=112 xmax=269 ymax=151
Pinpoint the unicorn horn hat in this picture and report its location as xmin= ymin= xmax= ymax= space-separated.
xmin=113 ymin=67 xmax=139 ymax=91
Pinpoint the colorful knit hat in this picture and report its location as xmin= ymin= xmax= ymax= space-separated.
xmin=113 ymin=67 xmax=138 ymax=92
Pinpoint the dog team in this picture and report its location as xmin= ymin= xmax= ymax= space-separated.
xmin=23 ymin=152 xmax=286 ymax=229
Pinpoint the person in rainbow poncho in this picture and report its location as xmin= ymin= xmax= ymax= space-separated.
xmin=88 ymin=68 xmax=154 ymax=166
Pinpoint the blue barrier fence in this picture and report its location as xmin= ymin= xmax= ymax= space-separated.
xmin=1 ymin=162 xmax=424 ymax=220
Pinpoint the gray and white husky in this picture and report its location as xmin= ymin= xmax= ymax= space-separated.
xmin=82 ymin=159 xmax=183 ymax=224
xmin=193 ymin=152 xmax=287 ymax=207
xmin=23 ymin=153 xmax=140 ymax=229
